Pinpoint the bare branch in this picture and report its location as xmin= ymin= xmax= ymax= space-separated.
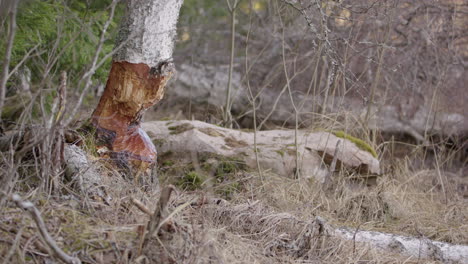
xmin=323 ymin=139 xmax=341 ymax=190
xmin=137 ymin=185 xmax=175 ymax=256
xmin=131 ymin=198 xmax=152 ymax=215
xmin=11 ymin=194 xmax=82 ymax=264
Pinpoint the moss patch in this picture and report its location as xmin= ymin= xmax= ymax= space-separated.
xmin=275 ymin=149 xmax=285 ymax=157
xmin=177 ymin=171 xmax=205 ymax=190
xmin=162 ymin=160 xmax=175 ymax=167
xmin=198 ymin=127 xmax=224 ymax=137
xmin=216 ymin=161 xmax=237 ymax=178
xmin=168 ymin=123 xmax=195 ymax=135
xmin=332 ymin=130 xmax=378 ymax=158
xmin=211 ymin=157 xmax=246 ymax=199
xmin=225 ymin=137 xmax=249 ymax=148
xmin=152 ymin=138 xmax=167 ymax=147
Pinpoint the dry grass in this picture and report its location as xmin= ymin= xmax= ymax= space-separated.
xmin=1 ymin=144 xmax=466 ymax=264
xmin=0 ymin=103 xmax=466 ymax=263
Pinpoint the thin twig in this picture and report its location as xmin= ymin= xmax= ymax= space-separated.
xmin=278 ymin=1 xmax=300 ymax=179
xmin=7 ymin=43 xmax=41 ymax=80
xmin=63 ymin=0 xmax=119 ymax=127
xmin=11 ymin=194 xmax=82 ymax=264
xmin=244 ymin=0 xmax=263 ymax=181
xmin=137 ymin=185 xmax=175 ymax=256
xmin=324 ymin=139 xmax=341 ymax=189
xmin=223 ymin=0 xmax=240 ymax=127
xmin=2 ymin=225 xmax=23 ymax=264
xmin=131 ymin=198 xmax=152 ymax=215
xmin=0 ymin=223 xmax=49 ymax=254
xmin=352 ymin=222 xmax=364 ymax=254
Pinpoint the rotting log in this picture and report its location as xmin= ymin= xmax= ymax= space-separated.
xmin=91 ymin=0 xmax=183 ymax=179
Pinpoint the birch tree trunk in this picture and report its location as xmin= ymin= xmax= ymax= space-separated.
xmin=92 ymin=0 xmax=183 ymax=179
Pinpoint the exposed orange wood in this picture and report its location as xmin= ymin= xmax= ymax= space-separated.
xmin=92 ymin=61 xmax=171 ymax=174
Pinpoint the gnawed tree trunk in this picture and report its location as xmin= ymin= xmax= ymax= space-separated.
xmin=92 ymin=0 xmax=183 ymax=178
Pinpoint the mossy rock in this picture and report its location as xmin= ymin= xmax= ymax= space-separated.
xmin=332 ymin=130 xmax=378 ymax=158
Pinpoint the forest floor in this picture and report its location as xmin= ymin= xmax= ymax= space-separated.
xmin=1 ymin=130 xmax=467 ymax=264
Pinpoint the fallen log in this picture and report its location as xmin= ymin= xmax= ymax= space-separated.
xmin=201 ymin=199 xmax=468 ymax=263
xmin=142 ymin=120 xmax=380 ymax=181
xmin=63 ymin=144 xmax=104 ymax=198
xmin=335 ymin=227 xmax=468 ymax=263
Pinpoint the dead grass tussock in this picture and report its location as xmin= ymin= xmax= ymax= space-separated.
xmin=253 ymin=165 xmax=467 ymax=245
xmin=159 ymin=145 xmax=465 ymax=262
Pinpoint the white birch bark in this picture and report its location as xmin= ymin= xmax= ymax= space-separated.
xmin=113 ymin=0 xmax=184 ymax=67
xmin=335 ymin=227 xmax=468 ymax=263
xmin=91 ymin=0 xmax=184 ymax=175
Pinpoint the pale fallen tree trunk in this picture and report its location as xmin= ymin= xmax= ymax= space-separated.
xmin=63 ymin=144 xmax=104 ymax=197
xmin=142 ymin=120 xmax=381 ymax=181
xmin=203 ymin=199 xmax=468 ymax=263
xmin=335 ymin=227 xmax=468 ymax=263
xmin=92 ymin=0 xmax=183 ymax=178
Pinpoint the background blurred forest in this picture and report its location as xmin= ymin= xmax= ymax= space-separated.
xmin=2 ymin=0 xmax=467 ymax=134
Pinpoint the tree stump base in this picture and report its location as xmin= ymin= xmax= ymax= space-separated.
xmin=92 ymin=61 xmax=173 ymax=181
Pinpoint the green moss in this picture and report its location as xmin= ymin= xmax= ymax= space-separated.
xmin=217 ymin=182 xmax=240 ymax=199
xmin=224 ymin=137 xmax=248 ymax=148
xmin=177 ymin=171 xmax=205 ymax=190
xmin=202 ymin=162 xmax=213 ymax=171
xmin=275 ymin=149 xmax=285 ymax=157
xmin=168 ymin=123 xmax=194 ymax=134
xmin=332 ymin=131 xmax=378 ymax=158
xmin=50 ymin=209 xmax=108 ymax=253
xmin=160 ymin=151 xmax=173 ymax=158
xmin=152 ymin=138 xmax=167 ymax=147
xmin=162 ymin=160 xmax=174 ymax=167
xmin=216 ymin=161 xmax=236 ymax=177
xmin=214 ymin=158 xmax=246 ymax=179
xmin=198 ymin=127 xmax=223 ymax=137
